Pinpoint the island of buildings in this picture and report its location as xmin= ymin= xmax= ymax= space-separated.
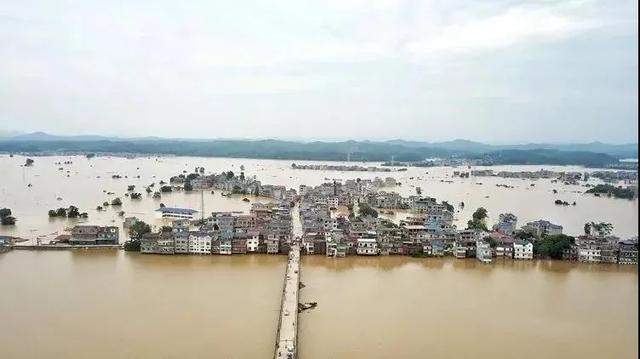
xmin=2 ymin=170 xmax=637 ymax=265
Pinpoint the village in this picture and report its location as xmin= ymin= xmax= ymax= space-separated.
xmin=4 ymin=167 xmax=636 ymax=266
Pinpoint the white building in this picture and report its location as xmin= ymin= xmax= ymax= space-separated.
xmin=174 ymin=237 xmax=190 ymax=254
xmin=522 ymin=220 xmax=563 ymax=238
xmin=476 ymin=240 xmax=492 ymax=263
xmin=246 ymin=231 xmax=260 ymax=252
xmin=356 ymin=238 xmax=378 ymax=255
xmin=513 ymin=240 xmax=534 ymax=260
xmin=155 ymin=207 xmax=198 ymax=220
xmin=188 ymin=232 xmax=212 ymax=254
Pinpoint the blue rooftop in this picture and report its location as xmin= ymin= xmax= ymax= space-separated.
xmin=156 ymin=207 xmax=198 ymax=214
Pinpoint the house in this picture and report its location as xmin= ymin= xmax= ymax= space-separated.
xmin=70 ymin=225 xmax=119 ymax=245
xmin=246 ymin=231 xmax=260 ymax=253
xmin=266 ymin=235 xmax=279 ymax=254
xmin=513 ymin=240 xmax=533 ymax=260
xmin=232 ymin=237 xmax=248 ymax=254
xmin=494 ymin=213 xmax=517 ymax=234
xmin=188 ymin=231 xmax=212 ymax=255
xmin=219 ymin=238 xmax=232 ymax=255
xmin=618 ymin=239 xmax=638 ymax=264
xmin=476 ymin=240 xmax=492 ymax=263
xmin=356 ymin=238 xmax=378 ymax=255
xmin=522 ymin=220 xmax=563 ymax=238
xmin=155 ymin=207 xmax=198 ymax=220
xmin=453 ymin=241 xmax=468 ymax=259
xmin=140 ymin=232 xmax=175 ymax=255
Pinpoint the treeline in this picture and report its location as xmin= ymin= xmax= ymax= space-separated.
xmin=0 ymin=139 xmax=619 ymax=166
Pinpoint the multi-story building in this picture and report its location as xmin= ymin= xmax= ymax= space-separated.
xmin=140 ymin=232 xmax=175 ymax=254
xmin=494 ymin=213 xmax=518 ymax=234
xmin=356 ymin=238 xmax=378 ymax=255
xmin=522 ymin=220 xmax=563 ymax=238
xmin=618 ymin=239 xmax=638 ymax=264
xmin=188 ymin=231 xmax=212 ymax=254
xmin=476 ymin=240 xmax=492 ymax=263
xmin=513 ymin=240 xmax=533 ymax=260
xmin=70 ymin=225 xmax=119 ymax=245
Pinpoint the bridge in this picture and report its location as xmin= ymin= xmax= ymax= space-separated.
xmin=274 ymin=243 xmax=300 ymax=359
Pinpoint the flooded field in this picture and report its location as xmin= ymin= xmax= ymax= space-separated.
xmin=0 ymin=155 xmax=637 ymax=240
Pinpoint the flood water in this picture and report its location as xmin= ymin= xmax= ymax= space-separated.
xmin=0 ymin=251 xmax=636 ymax=358
xmin=0 ymin=155 xmax=638 ymax=240
xmin=0 ymin=250 xmax=286 ymax=359
xmin=299 ymin=256 xmax=638 ymax=359
xmin=0 ymin=155 xmax=638 ymax=358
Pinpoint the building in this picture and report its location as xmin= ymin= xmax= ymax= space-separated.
xmin=356 ymin=238 xmax=378 ymax=255
xmin=494 ymin=213 xmax=517 ymax=234
xmin=188 ymin=231 xmax=212 ymax=254
xmin=522 ymin=220 xmax=563 ymax=238
xmin=155 ymin=207 xmax=198 ymax=220
xmin=476 ymin=240 xmax=492 ymax=263
xmin=266 ymin=235 xmax=279 ymax=254
xmin=140 ymin=232 xmax=175 ymax=254
xmin=513 ymin=240 xmax=533 ymax=260
xmin=219 ymin=238 xmax=232 ymax=255
xmin=246 ymin=231 xmax=260 ymax=253
xmin=69 ymin=225 xmax=119 ymax=245
xmin=618 ymin=239 xmax=638 ymax=264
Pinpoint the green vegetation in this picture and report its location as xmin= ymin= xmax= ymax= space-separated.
xmin=483 ymin=236 xmax=498 ymax=248
xmin=25 ymin=158 xmax=34 ymax=166
xmin=534 ymin=234 xmax=575 ymax=259
xmin=124 ymin=220 xmax=151 ymax=252
xmin=586 ymin=184 xmax=636 ymax=199
xmin=47 ymin=206 xmax=87 ymax=219
xmin=0 ymin=208 xmax=15 ymax=225
xmin=127 ymin=185 xmax=135 ymax=191
xmin=111 ymin=198 xmax=122 ymax=206
xmin=160 ymin=185 xmax=172 ymax=193
xmin=183 ymin=181 xmax=193 ymax=191
xmin=0 ymin=139 xmax=622 ymax=166
xmin=441 ymin=201 xmax=454 ymax=213
xmin=358 ymin=203 xmax=378 ymax=218
xmin=130 ymin=192 xmax=142 ymax=199
xmin=467 ymin=207 xmax=488 ymax=231
xmin=584 ymin=222 xmax=614 ymax=237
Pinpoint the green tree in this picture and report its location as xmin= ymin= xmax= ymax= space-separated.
xmin=585 ymin=222 xmax=614 ymax=237
xmin=358 ymin=203 xmax=378 ymax=218
xmin=184 ymin=181 xmax=193 ymax=191
xmin=67 ymin=206 xmax=80 ymax=218
xmin=129 ymin=221 xmax=151 ymax=239
xmin=0 ymin=208 xmax=11 ymax=218
xmin=111 ymin=198 xmax=122 ymax=206
xmin=472 ymin=207 xmax=488 ymax=221
xmin=534 ymin=234 xmax=575 ymax=259
xmin=226 ymin=171 xmax=234 ymax=179
xmin=442 ymin=201 xmax=454 ymax=213
xmin=1 ymin=216 xmax=16 ymax=225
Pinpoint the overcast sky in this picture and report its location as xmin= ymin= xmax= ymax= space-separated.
xmin=1 ymin=0 xmax=637 ymax=143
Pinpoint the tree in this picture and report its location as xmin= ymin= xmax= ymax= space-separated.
xmin=55 ymin=207 xmax=68 ymax=217
xmin=240 ymin=172 xmax=245 ymax=181
xmin=123 ymin=240 xmax=141 ymax=251
xmin=534 ymin=234 xmax=575 ymax=259
xmin=585 ymin=222 xmax=614 ymax=237
xmin=1 ymin=216 xmax=16 ymax=225
xmin=442 ymin=201 xmax=454 ymax=213
xmin=67 ymin=206 xmax=80 ymax=218
xmin=226 ymin=171 xmax=234 ymax=179
xmin=25 ymin=158 xmax=34 ymax=166
xmin=0 ymin=208 xmax=11 ymax=218
xmin=145 ymin=187 xmax=152 ymax=193
xmin=130 ymin=192 xmax=142 ymax=199
xmin=484 ymin=236 xmax=498 ymax=248
xmin=127 ymin=185 xmax=135 ymax=191
xmin=129 ymin=221 xmax=151 ymax=239
xmin=183 ymin=181 xmax=193 ymax=191
xmin=467 ymin=207 xmax=488 ymax=231
xmin=472 ymin=207 xmax=488 ymax=221
xmin=111 ymin=198 xmax=122 ymax=206
xmin=160 ymin=185 xmax=172 ymax=193
xmin=48 ymin=209 xmax=57 ymax=217
xmin=358 ymin=203 xmax=378 ymax=218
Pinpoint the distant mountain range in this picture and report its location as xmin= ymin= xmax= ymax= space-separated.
xmin=0 ymin=132 xmax=637 ymax=166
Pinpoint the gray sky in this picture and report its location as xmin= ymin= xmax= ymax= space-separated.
xmin=1 ymin=0 xmax=637 ymax=143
